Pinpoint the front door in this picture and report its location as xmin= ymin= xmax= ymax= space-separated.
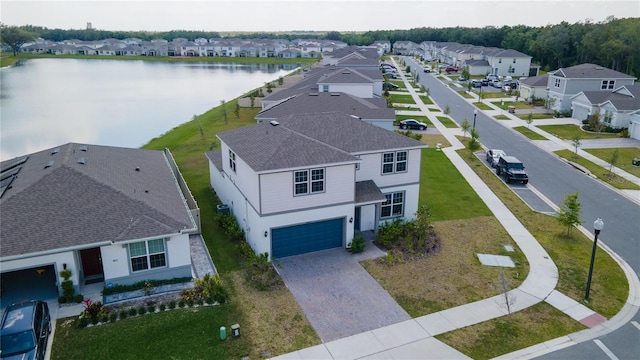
xmin=80 ymin=247 xmax=104 ymax=284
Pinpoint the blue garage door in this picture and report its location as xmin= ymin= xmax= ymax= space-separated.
xmin=272 ymin=218 xmax=344 ymax=258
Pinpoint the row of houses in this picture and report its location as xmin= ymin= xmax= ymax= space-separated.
xmin=21 ymin=37 xmax=391 ymax=59
xmin=393 ymin=40 xmax=537 ymax=78
xmin=0 ymin=46 xmax=414 ymax=305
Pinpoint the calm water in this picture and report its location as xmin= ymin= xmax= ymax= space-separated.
xmin=0 ymin=58 xmax=296 ymax=160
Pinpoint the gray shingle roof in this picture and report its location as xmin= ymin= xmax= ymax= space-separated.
xmin=355 ymin=180 xmax=386 ymax=204
xmin=318 ymin=68 xmax=376 ymax=84
xmin=552 ymin=63 xmax=636 ymax=80
xmin=520 ymin=74 xmax=549 ymax=87
xmin=217 ymin=112 xmax=426 ymax=173
xmin=256 ymin=92 xmax=395 ymax=122
xmin=581 ymin=84 xmax=640 ymax=110
xmin=0 ymin=143 xmax=195 ymax=257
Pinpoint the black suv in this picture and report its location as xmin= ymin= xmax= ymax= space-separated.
xmin=1 ymin=300 xmax=51 ymax=360
xmin=496 ymin=156 xmax=529 ymax=184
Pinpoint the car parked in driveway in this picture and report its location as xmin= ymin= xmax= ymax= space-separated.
xmin=471 ymin=80 xmax=482 ymax=88
xmin=496 ymin=156 xmax=529 ymax=184
xmin=383 ymin=82 xmax=399 ymax=91
xmin=399 ymin=119 xmax=427 ymax=130
xmin=486 ymin=149 xmax=506 ymax=167
xmin=445 ymin=67 xmax=458 ymax=73
xmin=1 ymin=300 xmax=51 ymax=360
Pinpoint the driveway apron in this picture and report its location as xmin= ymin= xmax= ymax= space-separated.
xmin=275 ymin=242 xmax=411 ymax=343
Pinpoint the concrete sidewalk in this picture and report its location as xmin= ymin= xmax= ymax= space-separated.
xmin=272 ymin=59 xmax=640 ymax=360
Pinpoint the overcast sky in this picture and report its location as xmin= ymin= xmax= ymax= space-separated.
xmin=1 ymin=0 xmax=638 ymax=33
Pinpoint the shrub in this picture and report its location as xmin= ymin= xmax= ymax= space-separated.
xmin=128 ymin=308 xmax=137 ymax=317
xmin=102 ymin=277 xmax=192 ymax=295
xmin=168 ymin=301 xmax=176 ymax=309
xmin=109 ymin=312 xmax=118 ymax=322
xmin=77 ymin=316 xmax=89 ymax=328
xmin=178 ymin=300 xmax=186 ymax=308
xmin=82 ymin=299 xmax=104 ymax=324
xmin=194 ymin=273 xmax=228 ymax=304
xmin=216 ymin=213 xmax=245 ymax=242
xmin=187 ymin=299 xmax=194 ymax=307
xmin=119 ymin=310 xmax=128 ymax=319
xmin=74 ymin=294 xmax=84 ymax=303
xmin=147 ymin=304 xmax=156 ymax=313
xmin=58 ymin=296 xmax=67 ymax=304
xmin=138 ymin=306 xmax=147 ymax=316
xmin=197 ymin=298 xmax=204 ymax=306
xmin=350 ymin=233 xmax=366 ymax=254
xmin=159 ymin=303 xmax=166 ymax=311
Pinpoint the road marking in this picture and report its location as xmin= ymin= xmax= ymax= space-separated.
xmin=632 ymin=321 xmax=640 ymax=331
xmin=594 ymin=339 xmax=619 ymax=360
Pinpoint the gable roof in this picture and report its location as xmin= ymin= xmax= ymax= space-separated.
xmin=577 ymin=84 xmax=640 ymax=110
xmin=256 ymin=91 xmax=394 ymax=121
xmin=216 ymin=112 xmax=426 ymax=173
xmin=317 ymin=68 xmax=378 ymax=84
xmin=520 ymin=74 xmax=549 ymax=87
xmin=0 ymin=144 xmax=195 ymax=258
xmin=551 ymin=63 xmax=636 ymax=80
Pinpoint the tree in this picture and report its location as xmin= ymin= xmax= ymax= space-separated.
xmin=461 ymin=65 xmax=470 ymax=81
xmin=0 ymin=25 xmax=38 ymax=56
xmin=461 ymin=118 xmax=471 ymax=138
xmin=607 ymin=149 xmax=619 ymax=178
xmin=234 ymin=102 xmax=240 ymax=119
xmin=220 ymin=99 xmax=227 ymax=124
xmin=571 ymin=134 xmax=582 ymax=157
xmin=557 ymin=193 xmax=582 ymax=236
xmin=413 ymin=205 xmax=433 ymax=247
xmin=277 ymin=76 xmax=284 ymax=86
xmin=588 ymin=109 xmax=604 ymax=136
xmin=526 ymin=112 xmax=533 ymax=128
xmin=444 ymin=104 xmax=451 ymax=116
xmin=467 ymin=128 xmax=481 ymax=157
xmin=265 ymin=82 xmax=274 ymax=94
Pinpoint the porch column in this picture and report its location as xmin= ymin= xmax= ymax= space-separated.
xmin=374 ymin=203 xmax=381 ymax=234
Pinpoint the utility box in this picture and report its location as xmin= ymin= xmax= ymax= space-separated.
xmin=219 ymin=326 xmax=227 ymax=341
xmin=231 ymin=323 xmax=240 ymax=337
xmin=216 ymin=204 xmax=230 ymax=214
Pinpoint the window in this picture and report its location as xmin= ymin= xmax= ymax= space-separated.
xmin=513 ymin=58 xmax=516 ymax=63
xmin=129 ymin=239 xmax=166 ymax=272
xmin=294 ymin=168 xmax=324 ymax=195
xmin=382 ymin=151 xmax=408 ymax=174
xmin=228 ymin=150 xmax=236 ymax=173
xmin=322 ymin=84 xmax=329 ymax=92
xmin=509 ymin=67 xmax=515 ymax=73
xmin=554 ymin=78 xmax=561 ymax=88
xmin=498 ymin=58 xmax=502 ymax=63
xmin=601 ymin=80 xmax=615 ymax=90
xmin=604 ymin=111 xmax=613 ymax=124
xmin=381 ymin=192 xmax=404 ymax=218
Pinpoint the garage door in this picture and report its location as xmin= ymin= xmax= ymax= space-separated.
xmin=272 ymin=218 xmax=344 ymax=258
xmin=1 ymin=265 xmax=58 ymax=306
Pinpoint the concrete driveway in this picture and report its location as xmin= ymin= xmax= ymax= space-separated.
xmin=275 ymin=237 xmax=411 ymax=343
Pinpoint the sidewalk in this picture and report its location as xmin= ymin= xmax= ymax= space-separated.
xmin=273 ymin=59 xmax=640 ymax=360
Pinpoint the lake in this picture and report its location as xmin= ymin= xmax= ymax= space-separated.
xmin=0 ymin=58 xmax=296 ymax=161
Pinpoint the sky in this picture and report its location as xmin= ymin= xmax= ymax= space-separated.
xmin=1 ymin=0 xmax=639 ymax=33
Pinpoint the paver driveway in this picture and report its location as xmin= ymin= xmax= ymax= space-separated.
xmin=275 ymin=239 xmax=411 ymax=342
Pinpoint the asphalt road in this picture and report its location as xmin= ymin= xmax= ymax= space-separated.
xmin=405 ymin=57 xmax=640 ymax=359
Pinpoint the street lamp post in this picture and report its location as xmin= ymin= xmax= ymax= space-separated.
xmin=584 ymin=218 xmax=605 ymax=302
xmin=473 ymin=109 xmax=478 ymax=130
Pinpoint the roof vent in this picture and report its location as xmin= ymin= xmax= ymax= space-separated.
xmin=135 ymin=167 xmax=140 ymax=172
xmin=309 ymin=92 xmax=318 ymax=96
xmin=44 ymin=160 xmax=54 ymax=169
xmin=269 ymin=120 xmax=280 ymax=126
xmin=595 ymin=67 xmax=604 ymax=70
xmin=330 ymin=93 xmax=340 ymax=96
xmin=77 ymin=157 xmax=86 ymax=165
xmin=350 ymin=114 xmax=361 ymax=119
xmin=51 ymin=148 xmax=60 ymax=155
xmin=79 ymin=145 xmax=88 ymax=152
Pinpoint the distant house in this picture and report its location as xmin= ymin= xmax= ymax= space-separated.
xmin=206 ymin=112 xmax=426 ymax=259
xmin=519 ymin=74 xmax=549 ymax=103
xmin=546 ymin=63 xmax=636 ymax=113
xmin=571 ymin=84 xmax=640 ymax=128
xmin=0 ymin=144 xmax=198 ymax=304
xmin=484 ymin=49 xmax=532 ymax=77
xmin=316 ymin=67 xmax=383 ymax=98
xmin=255 ymin=91 xmax=395 ymax=130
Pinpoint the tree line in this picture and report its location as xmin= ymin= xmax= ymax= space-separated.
xmin=2 ymin=16 xmax=638 ymax=75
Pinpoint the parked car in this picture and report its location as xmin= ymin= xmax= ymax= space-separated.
xmin=384 ymin=73 xmax=397 ymax=79
xmin=399 ymin=119 xmax=427 ymax=130
xmin=383 ymin=82 xmax=399 ymax=91
xmin=491 ymin=79 xmax=503 ymax=88
xmin=471 ymin=80 xmax=482 ymax=88
xmin=486 ymin=149 xmax=506 ymax=168
xmin=423 ymin=67 xmax=431 ymax=73
xmin=457 ymin=76 xmax=466 ymax=82
xmin=480 ymin=79 xmax=490 ymax=86
xmin=0 ymin=300 xmax=51 ymax=360
xmin=486 ymin=74 xmax=499 ymax=82
xmin=445 ymin=67 xmax=458 ymax=73
xmin=496 ymin=156 xmax=529 ymax=184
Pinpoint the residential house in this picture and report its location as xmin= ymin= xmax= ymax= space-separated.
xmin=255 ymin=91 xmax=395 ymax=130
xmin=205 ymin=112 xmax=426 ymax=259
xmin=316 ymin=67 xmax=383 ymax=98
xmin=392 ymin=41 xmax=419 ymax=55
xmin=484 ymin=49 xmax=532 ymax=77
xmin=519 ymin=74 xmax=549 ymax=103
xmin=0 ymin=144 xmax=198 ymax=305
xmin=570 ymin=84 xmax=640 ymax=128
xmin=546 ymin=63 xmax=636 ymax=113
xmin=371 ymin=41 xmax=391 ymax=56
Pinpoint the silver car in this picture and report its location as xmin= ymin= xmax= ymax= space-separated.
xmin=486 ymin=149 xmax=506 ymax=167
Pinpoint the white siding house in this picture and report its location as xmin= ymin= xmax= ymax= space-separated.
xmin=206 ymin=112 xmax=426 ymax=259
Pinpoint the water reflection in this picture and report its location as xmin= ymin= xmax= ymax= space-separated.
xmin=0 ymin=58 xmax=296 ymax=160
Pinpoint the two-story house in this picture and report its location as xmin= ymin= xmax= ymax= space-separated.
xmin=206 ymin=112 xmax=426 ymax=259
xmin=547 ymin=63 xmax=636 ymax=113
xmin=570 ymin=84 xmax=640 ymax=128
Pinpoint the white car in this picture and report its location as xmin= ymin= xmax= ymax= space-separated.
xmin=486 ymin=149 xmax=506 ymax=167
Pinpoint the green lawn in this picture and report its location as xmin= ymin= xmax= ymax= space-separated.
xmin=389 ymin=93 xmax=416 ymax=104
xmin=554 ymin=150 xmax=640 ymax=190
xmin=428 ymin=108 xmax=442 ymax=112
xmin=473 ymin=102 xmax=493 ymax=110
xmin=419 ymin=95 xmax=433 ymax=104
xmin=584 ymin=148 xmax=640 ymax=178
xmin=501 ymin=101 xmax=535 ymax=109
xmin=538 ymin=124 xmax=618 ymax=140
xmin=513 ymin=126 xmax=548 ymax=140
xmin=437 ymin=116 xmax=459 ymax=128
xmin=515 ymin=113 xmax=554 ymax=120
xmin=494 ymin=115 xmax=511 ymax=120
xmin=457 ymin=90 xmax=474 ymax=99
